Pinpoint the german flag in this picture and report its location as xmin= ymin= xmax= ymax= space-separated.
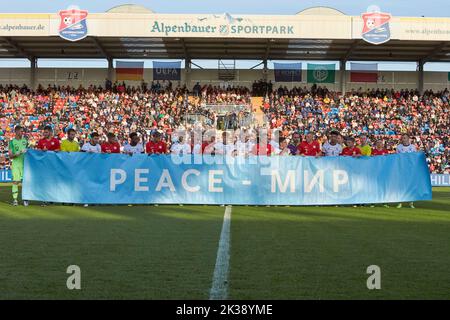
xmin=350 ymin=63 xmax=378 ymax=83
xmin=116 ymin=61 xmax=144 ymax=81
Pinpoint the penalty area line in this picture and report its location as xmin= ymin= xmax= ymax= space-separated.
xmin=209 ymin=205 xmax=232 ymax=300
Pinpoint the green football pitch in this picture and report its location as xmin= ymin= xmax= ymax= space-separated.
xmin=0 ymin=185 xmax=449 ymax=299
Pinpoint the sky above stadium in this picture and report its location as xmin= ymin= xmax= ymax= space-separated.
xmin=1 ymin=0 xmax=450 ymax=71
xmin=0 ymin=0 xmax=448 ymax=16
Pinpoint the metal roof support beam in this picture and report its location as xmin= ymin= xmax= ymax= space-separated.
xmin=91 ymin=37 xmax=111 ymax=59
xmin=249 ymin=61 xmax=264 ymax=69
xmin=30 ymin=57 xmax=37 ymax=90
xmin=342 ymin=40 xmax=360 ymax=61
xmin=262 ymin=59 xmax=268 ymax=81
xmin=185 ymin=57 xmax=191 ymax=69
xmin=185 ymin=57 xmax=191 ymax=88
xmin=417 ymin=59 xmax=424 ymax=95
xmin=190 ymin=61 xmax=203 ymax=69
xmin=264 ymin=39 xmax=271 ymax=61
xmin=2 ymin=37 xmax=32 ymax=60
xmin=339 ymin=60 xmax=346 ymax=95
xmin=107 ymin=57 xmax=114 ymax=83
xmin=180 ymin=39 xmax=189 ymax=60
xmin=258 ymin=40 xmax=272 ymax=81
xmin=422 ymin=41 xmax=447 ymax=63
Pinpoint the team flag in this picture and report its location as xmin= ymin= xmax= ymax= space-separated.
xmin=153 ymin=61 xmax=182 ymax=81
xmin=307 ymin=63 xmax=336 ymax=83
xmin=350 ymin=62 xmax=378 ymax=82
xmin=273 ymin=62 xmax=302 ymax=82
xmin=447 ymin=72 xmax=450 ymax=81
xmin=116 ymin=61 xmax=144 ymax=81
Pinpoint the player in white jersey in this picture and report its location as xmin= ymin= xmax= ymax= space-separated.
xmin=81 ymin=132 xmax=101 ymax=207
xmin=170 ymin=136 xmax=191 ymax=155
xmin=269 ymin=129 xmax=280 ymax=152
xmin=235 ymin=130 xmax=254 ymax=157
xmin=214 ymin=131 xmax=235 ymax=156
xmin=189 ymin=130 xmax=202 ymax=155
xmin=396 ymin=134 xmax=417 ymax=209
xmin=192 ymin=143 xmax=202 ymax=154
xmin=275 ymin=137 xmax=292 ymax=156
xmin=123 ymin=132 xmax=144 ymax=155
xmin=396 ymin=135 xmax=417 ymax=153
xmin=322 ymin=130 xmax=343 ymax=156
xmin=81 ymin=132 xmax=102 ymax=153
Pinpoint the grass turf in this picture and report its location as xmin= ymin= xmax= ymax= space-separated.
xmin=0 ymin=186 xmax=224 ymax=299
xmin=0 ymin=185 xmax=449 ymax=299
xmin=229 ymin=188 xmax=450 ymax=299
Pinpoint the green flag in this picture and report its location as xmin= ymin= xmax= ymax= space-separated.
xmin=307 ymin=63 xmax=336 ymax=83
xmin=448 ymin=72 xmax=450 ymax=81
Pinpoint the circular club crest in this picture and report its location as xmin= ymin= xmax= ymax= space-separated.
xmin=313 ymin=67 xmax=328 ymax=82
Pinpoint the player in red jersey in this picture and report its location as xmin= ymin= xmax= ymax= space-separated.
xmin=101 ymin=132 xmax=121 ymax=154
xmin=340 ymin=137 xmax=362 ymax=157
xmin=202 ymin=135 xmax=217 ymax=155
xmin=371 ymin=139 xmax=391 ymax=208
xmin=371 ymin=140 xmax=389 ymax=156
xmin=37 ymin=126 xmax=60 ymax=151
xmin=298 ymin=132 xmax=321 ymax=157
xmin=36 ymin=125 xmax=60 ymax=206
xmin=251 ymin=133 xmax=272 ymax=156
xmin=146 ymin=131 xmax=168 ymax=154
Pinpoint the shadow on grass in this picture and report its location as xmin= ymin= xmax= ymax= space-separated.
xmin=229 ymin=205 xmax=450 ymax=299
xmin=0 ymin=204 xmax=224 ymax=299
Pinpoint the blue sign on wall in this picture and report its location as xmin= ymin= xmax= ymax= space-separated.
xmin=0 ymin=169 xmax=12 ymax=182
xmin=430 ymin=174 xmax=450 ymax=187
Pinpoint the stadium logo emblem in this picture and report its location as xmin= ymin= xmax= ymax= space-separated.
xmin=219 ymin=25 xmax=230 ymax=35
xmin=58 ymin=7 xmax=88 ymax=42
xmin=313 ymin=67 xmax=329 ymax=82
xmin=361 ymin=7 xmax=391 ymax=45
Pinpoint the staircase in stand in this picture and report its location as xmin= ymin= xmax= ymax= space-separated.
xmin=250 ymin=96 xmax=266 ymax=127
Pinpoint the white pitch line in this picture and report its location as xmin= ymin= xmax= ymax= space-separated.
xmin=209 ymin=205 xmax=232 ymax=300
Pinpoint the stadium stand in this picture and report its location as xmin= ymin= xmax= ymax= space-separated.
xmin=0 ymin=82 xmax=448 ymax=173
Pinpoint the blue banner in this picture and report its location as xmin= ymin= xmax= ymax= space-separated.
xmin=152 ymin=61 xmax=181 ymax=81
xmin=22 ymin=150 xmax=432 ymax=205
xmin=274 ymin=62 xmax=302 ymax=82
xmin=0 ymin=169 xmax=12 ymax=182
xmin=430 ymin=174 xmax=450 ymax=187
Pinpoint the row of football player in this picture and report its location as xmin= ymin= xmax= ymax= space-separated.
xmin=7 ymin=125 xmax=417 ymax=208
xmin=11 ymin=125 xmax=418 ymax=157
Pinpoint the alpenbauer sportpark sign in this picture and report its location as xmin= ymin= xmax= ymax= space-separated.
xmin=147 ymin=13 xmax=297 ymax=38
xmin=2 ymin=11 xmax=450 ymax=41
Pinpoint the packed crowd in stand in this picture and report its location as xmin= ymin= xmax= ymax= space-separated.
xmin=261 ymin=86 xmax=449 ymax=173
xmin=1 ymin=82 xmax=449 ymax=174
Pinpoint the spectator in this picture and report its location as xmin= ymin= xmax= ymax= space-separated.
xmin=0 ymin=84 xmax=448 ymax=174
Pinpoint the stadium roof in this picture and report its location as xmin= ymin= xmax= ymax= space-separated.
xmin=0 ymin=5 xmax=450 ymax=62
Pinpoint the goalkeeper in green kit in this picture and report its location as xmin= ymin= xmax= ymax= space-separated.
xmin=8 ymin=125 xmax=29 ymax=206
